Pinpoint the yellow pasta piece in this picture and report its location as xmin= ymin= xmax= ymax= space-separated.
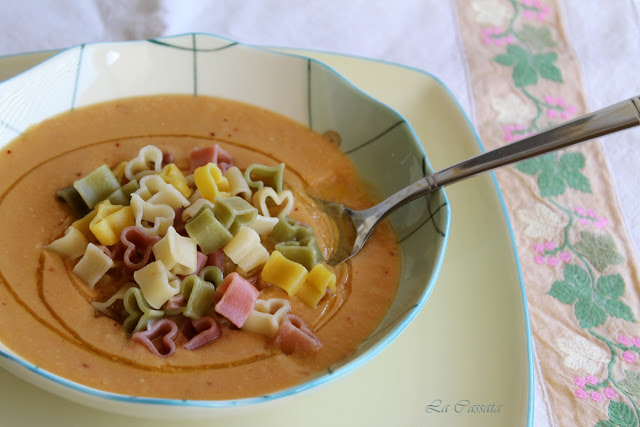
xmin=223 ymin=226 xmax=269 ymax=273
xmin=242 ymin=298 xmax=291 ymax=337
xmin=111 ymin=161 xmax=128 ymax=183
xmin=44 ymin=226 xmax=88 ymax=260
xmin=296 ymin=264 xmax=336 ymax=308
xmin=194 ymin=163 xmax=230 ymax=202
xmin=135 ymin=175 xmax=190 ymax=209
xmin=133 ymin=260 xmax=181 ymax=309
xmin=252 ymin=187 xmax=294 ymax=219
xmin=72 ymin=243 xmax=114 ymax=288
xmin=71 ymin=208 xmax=99 ymax=241
xmin=152 ymin=226 xmax=198 ymax=275
xmin=181 ymin=197 xmax=215 ymax=222
xmin=224 ymin=166 xmax=251 ymax=200
xmin=124 ymin=145 xmax=164 ymax=180
xmin=130 ymin=194 xmax=175 ymax=237
xmin=261 ymin=250 xmax=308 ymax=297
xmin=89 ymin=201 xmax=135 ymax=246
xmin=160 ymin=163 xmax=193 ymax=198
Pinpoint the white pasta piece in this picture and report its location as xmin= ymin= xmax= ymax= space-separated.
xmin=130 ymin=194 xmax=174 ymax=237
xmin=72 ymin=243 xmax=115 ymax=288
xmin=44 ymin=226 xmax=88 ymax=260
xmin=133 ymin=260 xmax=181 ymax=309
xmin=224 ymin=166 xmax=251 ymax=200
xmin=223 ymin=226 xmax=269 ymax=272
xmin=242 ymin=298 xmax=291 ymax=337
xmin=134 ymin=175 xmax=190 ymax=209
xmin=181 ymin=197 xmax=215 ymax=222
xmin=91 ymin=284 xmax=132 ymax=317
xmin=247 ymin=214 xmax=279 ymax=235
xmin=252 ymin=187 xmax=294 ymax=219
xmin=152 ymin=226 xmax=198 ymax=275
xmin=124 ymin=145 xmax=164 ymax=180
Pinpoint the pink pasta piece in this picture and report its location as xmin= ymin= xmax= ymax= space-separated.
xmin=275 ymin=314 xmax=322 ymax=355
xmin=173 ymin=207 xmax=187 ymax=235
xmin=177 ymin=251 xmax=207 ymax=280
xmin=131 ymin=318 xmax=178 ymax=358
xmin=214 ymin=272 xmax=259 ymax=328
xmin=189 ymin=145 xmax=234 ymax=172
xmin=121 ymin=226 xmax=160 ymax=273
xmin=165 ymin=294 xmax=186 ymax=312
xmin=206 ymin=249 xmax=225 ymax=270
xmin=162 ymin=151 xmax=174 ymax=167
xmin=181 ymin=316 xmax=222 ymax=350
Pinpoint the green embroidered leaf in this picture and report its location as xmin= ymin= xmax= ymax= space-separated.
xmin=537 ymin=166 xmax=566 ymax=197
xmin=515 ymin=152 xmax=591 ymax=198
xmin=564 ymin=264 xmax=591 ymax=288
xmin=574 ymin=296 xmax=607 ymax=329
xmin=575 ymin=231 xmax=625 ymax=272
xmin=560 ymin=169 xmax=592 ymax=193
xmin=515 ymin=157 xmax=544 ymax=175
xmin=533 ymin=52 xmax=563 ymax=83
xmin=517 ymin=25 xmax=557 ymax=50
xmin=619 ymin=370 xmax=640 ymax=401
xmin=594 ymin=421 xmax=617 ymax=427
xmin=604 ymin=299 xmax=635 ymax=322
xmin=608 ymin=400 xmax=636 ymax=426
xmin=506 ymin=44 xmax=530 ymax=61
xmin=596 ymin=274 xmax=625 ymax=298
xmin=548 ymin=281 xmax=578 ymax=304
xmin=513 ymin=62 xmax=538 ymax=87
xmin=559 ymin=152 xmax=586 ymax=170
xmin=493 ymin=53 xmax=516 ymax=66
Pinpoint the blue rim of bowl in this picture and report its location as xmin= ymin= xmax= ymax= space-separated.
xmin=0 ymin=32 xmax=531 ymax=425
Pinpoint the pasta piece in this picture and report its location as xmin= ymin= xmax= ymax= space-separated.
xmin=56 ymin=185 xmax=90 ymax=218
xmin=213 ymin=196 xmax=258 ymax=234
xmin=275 ymin=314 xmax=322 ymax=355
xmin=182 ymin=316 xmax=221 ymax=350
xmin=73 ymin=164 xmax=121 ymax=209
xmin=260 ymin=250 xmax=308 ymax=297
xmin=107 ymin=179 xmax=140 ymax=206
xmin=123 ymin=287 xmax=165 ymax=334
xmin=247 ymin=214 xmax=279 ymax=235
xmin=124 ymin=145 xmax=164 ymax=180
xmin=133 ymin=260 xmax=181 ymax=309
xmin=132 ymin=318 xmax=178 ymax=358
xmin=91 ymin=283 xmax=133 ymax=317
xmin=198 ymin=266 xmax=223 ymax=288
xmin=130 ymin=194 xmax=175 ymax=237
xmin=223 ymin=226 xmax=269 ymax=272
xmin=111 ymin=161 xmax=128 ymax=183
xmin=296 ymin=264 xmax=337 ymax=308
xmin=72 ymin=243 xmax=115 ymax=288
xmin=190 ymin=145 xmax=233 ymax=172
xmin=270 ymin=217 xmax=314 ymax=243
xmin=89 ymin=201 xmax=135 ymax=246
xmin=274 ymin=236 xmax=323 ymax=271
xmin=252 ymin=187 xmax=294 ymax=219
xmin=135 ymin=175 xmax=190 ymax=209
xmin=71 ymin=208 xmax=99 ymax=241
xmin=121 ymin=226 xmax=160 ymax=272
xmin=184 ymin=206 xmax=232 ymax=254
xmin=181 ymin=198 xmax=215 ymax=222
xmin=206 ymin=249 xmax=225 ymax=270
xmin=224 ymin=166 xmax=251 ymax=200
xmin=152 ymin=226 xmax=198 ymax=275
xmin=214 ymin=272 xmax=259 ymax=328
xmin=44 ymin=226 xmax=88 ymax=260
xmin=179 ymin=275 xmax=217 ymax=319
xmin=244 ymin=163 xmax=285 ymax=192
xmin=242 ymin=298 xmax=291 ymax=337
xmin=193 ymin=163 xmax=230 ymax=202
xmin=160 ymin=163 xmax=192 ymax=198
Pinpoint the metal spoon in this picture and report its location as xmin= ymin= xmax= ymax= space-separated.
xmin=319 ymin=96 xmax=640 ymax=265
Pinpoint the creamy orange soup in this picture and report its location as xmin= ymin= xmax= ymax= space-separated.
xmin=0 ymin=95 xmax=400 ymax=400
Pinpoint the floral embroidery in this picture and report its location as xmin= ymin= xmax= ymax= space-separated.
xmin=491 ymin=93 xmax=536 ymax=124
xmin=471 ymin=0 xmax=511 ymax=26
xmin=517 ymin=202 xmax=566 ymax=240
xmin=556 ymin=334 xmax=609 ymax=374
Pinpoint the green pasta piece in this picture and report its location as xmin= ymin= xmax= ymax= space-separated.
xmin=56 ymin=185 xmax=90 ymax=218
xmin=270 ymin=217 xmax=315 ymax=243
xmin=180 ymin=275 xmax=217 ymax=320
xmin=122 ymin=287 xmax=164 ymax=334
xmin=244 ymin=163 xmax=285 ymax=192
xmin=212 ymin=196 xmax=257 ymax=234
xmin=274 ymin=241 xmax=319 ymax=271
xmin=185 ymin=206 xmax=233 ymax=254
xmin=73 ymin=164 xmax=122 ymax=209
xmin=198 ymin=266 xmax=223 ymax=288
xmin=107 ymin=179 xmax=140 ymax=206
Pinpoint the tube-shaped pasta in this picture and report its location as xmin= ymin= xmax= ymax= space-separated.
xmin=133 ymin=260 xmax=181 ymax=309
xmin=296 ymin=264 xmax=336 ymax=307
xmin=124 ymin=145 xmax=164 ymax=180
xmin=261 ymin=250 xmax=308 ymax=297
xmin=185 ymin=206 xmax=233 ymax=254
xmin=252 ymin=187 xmax=294 ymax=219
xmin=179 ymin=275 xmax=217 ymax=319
xmin=213 ymin=196 xmax=258 ymax=234
xmin=223 ymin=226 xmax=269 ymax=273
xmin=244 ymin=163 xmax=285 ymax=192
xmin=89 ymin=201 xmax=135 ymax=246
xmin=73 ymin=164 xmax=121 ymax=209
xmin=223 ymin=166 xmax=251 ymax=200
xmin=194 ymin=163 xmax=230 ymax=202
xmin=56 ymin=185 xmax=90 ymax=218
xmin=160 ymin=163 xmax=192 ymax=198
xmin=242 ymin=298 xmax=291 ymax=337
xmin=45 ymin=226 xmax=88 ymax=260
xmin=152 ymin=226 xmax=198 ymax=275
xmin=72 ymin=243 xmax=115 ymax=288
xmin=122 ymin=287 xmax=164 ymax=334
xmin=130 ymin=194 xmax=175 ymax=237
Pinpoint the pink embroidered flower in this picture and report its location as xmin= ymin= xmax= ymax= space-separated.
xmin=579 ymin=218 xmax=590 ymax=225
xmin=546 ymin=109 xmax=558 ymax=119
xmin=575 ymin=206 xmax=586 ymax=215
xmin=603 ymin=388 xmax=616 ymax=399
xmin=559 ymin=252 xmax=571 ymax=262
xmin=632 ymin=337 xmax=640 ymax=348
xmin=590 ymin=391 xmax=603 ymax=402
xmin=575 ymin=389 xmax=588 ymax=399
xmin=544 ymin=241 xmax=556 ymax=250
xmin=573 ymin=377 xmax=586 ymax=387
xmin=534 ymin=255 xmax=545 ymax=264
xmin=523 ymin=9 xmax=535 ymax=20
xmin=586 ymin=375 xmax=598 ymax=385
xmin=594 ymin=216 xmax=609 ymax=229
xmin=586 ymin=209 xmax=596 ymax=218
xmin=622 ymin=350 xmax=636 ymax=364
xmin=547 ymin=256 xmax=558 ymax=266
xmin=533 ymin=243 xmax=544 ymax=254
xmin=618 ymin=335 xmax=632 ymax=346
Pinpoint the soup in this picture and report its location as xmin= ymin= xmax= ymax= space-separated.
xmin=0 ymin=95 xmax=400 ymax=400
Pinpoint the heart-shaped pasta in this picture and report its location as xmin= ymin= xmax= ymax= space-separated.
xmin=124 ymin=145 xmax=164 ymax=180
xmin=242 ymin=298 xmax=291 ymax=337
xmin=252 ymin=187 xmax=294 ymax=219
